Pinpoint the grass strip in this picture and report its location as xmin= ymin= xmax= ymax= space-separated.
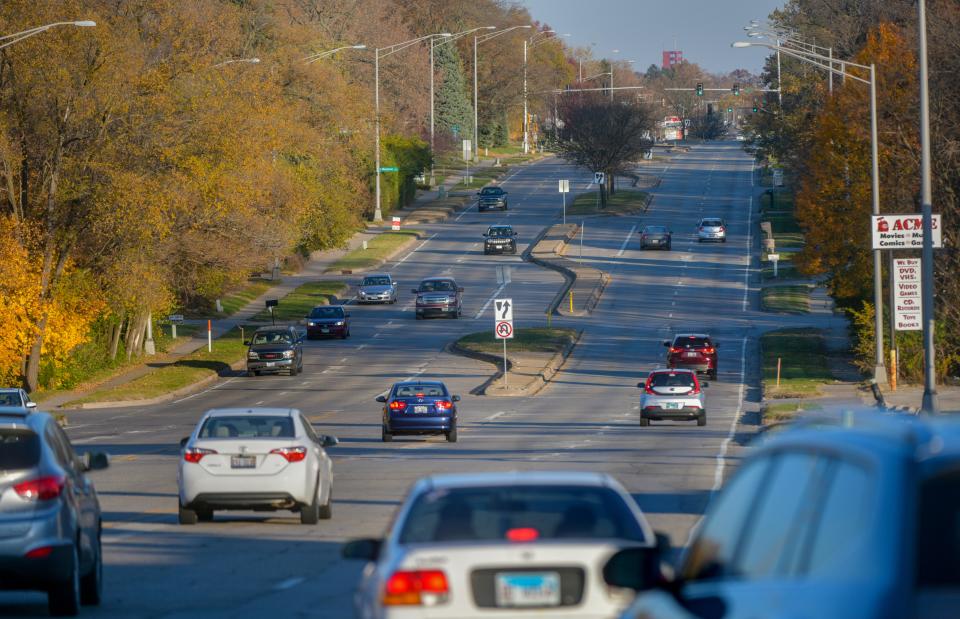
xmin=217 ymin=279 xmax=272 ymax=316
xmin=452 ymin=167 xmax=504 ymax=190
xmin=762 ymin=401 xmax=822 ymax=423
xmin=251 ymin=281 xmax=348 ymax=322
xmin=325 ymin=230 xmax=422 ymax=273
xmin=761 ymin=285 xmax=812 ymax=313
xmin=456 ymin=327 xmax=578 ymax=355
xmin=567 ymin=190 xmax=649 ymax=216
xmin=761 ymin=328 xmax=836 ymax=398
xmin=64 ymin=327 xmax=248 ymax=405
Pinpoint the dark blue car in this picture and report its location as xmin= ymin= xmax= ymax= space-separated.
xmin=377 ymin=381 xmax=460 ymax=443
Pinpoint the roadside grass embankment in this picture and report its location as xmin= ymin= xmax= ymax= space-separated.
xmin=250 ymin=281 xmax=348 ymax=323
xmin=567 ymin=190 xmax=650 ymax=217
xmin=216 ymin=279 xmax=272 ymax=316
xmin=325 ymin=230 xmax=422 ymax=274
xmin=761 ymin=328 xmax=837 ymax=400
xmin=456 ymin=328 xmax=578 ymax=355
xmin=761 ymin=284 xmax=813 ymax=313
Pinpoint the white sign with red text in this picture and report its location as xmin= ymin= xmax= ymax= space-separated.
xmin=893 ymin=258 xmax=922 ymax=331
xmin=871 ymin=214 xmax=942 ymax=249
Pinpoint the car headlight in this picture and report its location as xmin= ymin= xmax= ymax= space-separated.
xmin=247 ymin=351 xmax=259 ymax=360
xmin=335 ymin=321 xmax=344 ymax=326
xmin=282 ymin=350 xmax=295 ymax=359
xmin=307 ymin=321 xmax=316 ymax=326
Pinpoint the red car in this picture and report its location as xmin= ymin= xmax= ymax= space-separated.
xmin=663 ymin=333 xmax=718 ymax=379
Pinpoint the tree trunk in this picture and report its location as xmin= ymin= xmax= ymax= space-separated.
xmin=108 ymin=317 xmax=124 ymax=361
xmin=126 ymin=312 xmax=148 ymax=360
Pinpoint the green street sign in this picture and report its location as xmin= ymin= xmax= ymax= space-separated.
xmin=379 ymin=166 xmax=399 ymax=172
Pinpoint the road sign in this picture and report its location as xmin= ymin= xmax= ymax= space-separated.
xmin=168 ymin=314 xmax=184 ymax=322
xmin=871 ymin=214 xmax=942 ymax=249
xmin=462 ymin=139 xmax=472 ymax=160
xmin=495 ymin=320 xmax=514 ymax=339
xmin=391 ymin=216 xmax=401 ymax=231
xmin=768 ymin=254 xmax=780 ymax=261
xmin=496 ymin=266 xmax=512 ymax=286
xmin=893 ymin=258 xmax=922 ymax=331
xmin=494 ymin=298 xmax=513 ymax=322
xmin=558 ymin=179 xmax=569 ymax=193
xmin=379 ymin=166 xmax=399 ymax=172
xmin=593 ymin=172 xmax=605 ymax=185
xmin=772 ymin=169 xmax=784 ymax=187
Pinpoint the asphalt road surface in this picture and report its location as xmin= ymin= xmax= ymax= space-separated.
xmin=0 ymin=141 xmax=764 ymax=617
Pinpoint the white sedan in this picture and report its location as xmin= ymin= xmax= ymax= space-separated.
xmin=343 ymin=471 xmax=663 ymax=619
xmin=177 ymin=407 xmax=337 ymax=525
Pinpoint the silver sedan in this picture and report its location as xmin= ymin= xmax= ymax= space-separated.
xmin=357 ymin=273 xmax=398 ymax=304
xmin=638 ymin=368 xmax=707 ymax=426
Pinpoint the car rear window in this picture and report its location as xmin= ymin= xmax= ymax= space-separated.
xmin=309 ymin=306 xmax=344 ymax=319
xmin=199 ymin=416 xmax=295 ymax=439
xmin=916 ymin=468 xmax=960 ymax=586
xmin=650 ymin=372 xmax=696 ymax=388
xmin=644 ymin=226 xmax=667 ymax=234
xmin=0 ymin=428 xmax=41 ymax=469
xmin=702 ymin=219 xmax=723 ymax=227
xmin=395 ymin=384 xmax=447 ymax=398
xmin=674 ymin=336 xmax=712 ymax=348
xmin=398 ymin=485 xmax=646 ymax=544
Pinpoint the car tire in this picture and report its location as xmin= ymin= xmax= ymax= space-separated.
xmin=382 ymin=426 xmax=393 ymax=442
xmin=318 ymin=485 xmax=333 ymax=520
xmin=639 ymin=417 xmax=650 ymax=427
xmin=710 ymin=369 xmax=718 ymax=380
xmin=48 ymin=544 xmax=80 ymax=617
xmin=79 ymin=531 xmax=102 ymax=606
xmin=197 ymin=509 xmax=214 ymax=522
xmin=666 ymin=243 xmax=672 ymax=251
xmin=415 ymin=313 xmax=423 ymax=320
xmin=247 ymin=370 xmax=256 ymax=377
xmin=721 ymin=238 xmax=727 ymax=243
xmin=178 ymin=502 xmax=198 ymax=525
xmin=300 ymin=484 xmax=321 ymax=525
xmin=446 ymin=426 xmax=458 ymax=443
xmin=697 ymin=413 xmax=707 ymax=427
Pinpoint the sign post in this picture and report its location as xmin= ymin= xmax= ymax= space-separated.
xmin=265 ymin=299 xmax=278 ymax=326
xmin=494 ymin=298 xmax=514 ymax=389
xmin=768 ymin=253 xmax=780 ymax=278
xmin=559 ymin=179 xmax=569 ymax=225
xmin=168 ymin=314 xmax=184 ymax=340
xmin=207 ymin=319 xmax=212 ymax=353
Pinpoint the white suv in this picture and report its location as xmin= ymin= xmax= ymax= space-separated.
xmin=178 ymin=408 xmax=337 ymax=525
xmin=697 ymin=217 xmax=727 ymax=243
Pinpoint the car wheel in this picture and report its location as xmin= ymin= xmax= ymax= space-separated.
xmin=341 ymin=331 xmax=348 ymax=340
xmin=300 ymin=484 xmax=321 ymax=525
xmin=710 ymin=369 xmax=718 ymax=380
xmin=247 ymin=370 xmax=256 ymax=378
xmin=446 ymin=426 xmax=458 ymax=443
xmin=197 ymin=509 xmax=214 ymax=522
xmin=79 ymin=531 xmax=102 ymax=606
xmin=721 ymin=238 xmax=727 ymax=243
xmin=415 ymin=313 xmax=423 ymax=320
xmin=639 ymin=417 xmax=650 ymax=427
xmin=666 ymin=243 xmax=672 ymax=251
xmin=318 ymin=485 xmax=333 ymax=520
xmin=382 ymin=426 xmax=393 ymax=442
xmin=697 ymin=413 xmax=707 ymax=427
xmin=178 ymin=502 xmax=198 ymax=525
xmin=48 ymin=544 xmax=80 ymax=617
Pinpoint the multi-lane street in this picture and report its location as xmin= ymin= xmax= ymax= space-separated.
xmin=1 ymin=141 xmax=762 ymax=617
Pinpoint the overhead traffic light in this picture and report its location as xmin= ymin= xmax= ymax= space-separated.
xmin=753 ymin=105 xmax=759 ymax=113
xmin=728 ymin=107 xmax=733 ymax=113
xmin=732 ymin=83 xmax=740 ymax=96
xmin=696 ymin=82 xmax=703 ymax=96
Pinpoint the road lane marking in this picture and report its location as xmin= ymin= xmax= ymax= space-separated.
xmin=711 ymin=337 xmax=747 ymax=497
xmin=616 ymin=225 xmax=637 ymax=257
xmin=474 ymin=282 xmax=507 ymax=319
xmin=171 ymin=376 xmax=239 ymax=404
xmin=273 ymin=577 xmax=306 ymax=591
xmin=356 ymin=344 xmax=367 ymax=350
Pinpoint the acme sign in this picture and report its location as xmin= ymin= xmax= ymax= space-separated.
xmin=871 ymin=214 xmax=942 ymax=249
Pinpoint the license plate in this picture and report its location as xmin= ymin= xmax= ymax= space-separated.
xmin=495 ymin=572 xmax=561 ymax=608
xmin=664 ymin=401 xmax=683 ymax=409
xmin=265 ymin=361 xmax=276 ymax=367
xmin=414 ymin=405 xmax=428 ymax=414
xmin=231 ymin=456 xmax=256 ymax=469
xmin=685 ymin=352 xmax=698 ymax=358
xmin=651 ymin=239 xmax=659 ymax=244
xmin=321 ymin=328 xmax=329 ymax=333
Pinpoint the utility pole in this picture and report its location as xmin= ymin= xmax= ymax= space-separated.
xmin=523 ymin=38 xmax=529 ymax=154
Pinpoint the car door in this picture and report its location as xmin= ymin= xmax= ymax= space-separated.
xmin=299 ymin=414 xmax=331 ymax=502
xmin=45 ymin=422 xmax=97 ymax=565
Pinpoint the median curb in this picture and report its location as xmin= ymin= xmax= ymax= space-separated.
xmin=524 ymin=223 xmax=610 ymax=317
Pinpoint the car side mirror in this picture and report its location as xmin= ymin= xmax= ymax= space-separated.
xmin=26 ymin=401 xmax=37 ymax=409
xmin=662 ymin=340 xmax=671 ymax=347
xmin=342 ymin=538 xmax=382 ymax=561
xmin=180 ymin=436 xmax=190 ymax=448
xmin=321 ymin=435 xmax=339 ymax=448
xmin=375 ymin=395 xmax=387 ymax=403
xmin=458 ymin=287 xmax=465 ymax=293
xmin=345 ymin=313 xmax=351 ymax=318
xmin=81 ymin=452 xmax=110 ymax=472
xmin=637 ymin=382 xmax=645 ymax=388
xmin=452 ymin=395 xmax=461 ymax=402
xmin=602 ymin=546 xmax=662 ymax=591
xmin=701 ymin=382 xmax=709 ymax=388
xmin=482 ymin=233 xmax=488 ymax=237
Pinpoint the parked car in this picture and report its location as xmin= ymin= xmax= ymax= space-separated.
xmin=357 ymin=273 xmax=398 ymax=304
xmin=413 ymin=277 xmax=463 ymax=320
xmin=640 ymin=225 xmax=672 ymax=250
xmin=477 ymin=186 xmax=508 ymax=211
xmin=483 ymin=225 xmax=518 ymax=255
xmin=696 ymin=217 xmax=726 ymax=243
xmin=343 ymin=471 xmax=663 ymax=619
xmin=245 ymin=326 xmax=304 ymax=376
xmin=608 ymin=412 xmax=960 ymax=619
xmin=177 ymin=407 xmax=337 ymax=525
xmin=305 ymin=305 xmax=351 ymax=339
xmin=664 ymin=333 xmax=718 ymax=379
xmin=0 ymin=387 xmax=36 ymax=410
xmin=377 ymin=380 xmax=460 ymax=442
xmin=639 ymin=368 xmax=707 ymax=427
xmin=0 ymin=406 xmax=109 ymax=616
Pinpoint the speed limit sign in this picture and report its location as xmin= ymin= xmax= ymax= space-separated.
xmin=495 ymin=321 xmax=514 ymax=339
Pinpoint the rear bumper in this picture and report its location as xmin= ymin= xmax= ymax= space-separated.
xmin=0 ymin=543 xmax=74 ymax=589
xmin=188 ymin=492 xmax=299 ymax=511
xmin=642 ymin=406 xmax=704 ymax=420
xmin=640 ymin=238 xmax=670 ymax=248
xmin=386 ymin=415 xmax=454 ymax=434
xmin=248 ymin=358 xmax=295 ymax=372
xmin=179 ymin=461 xmax=314 ymax=506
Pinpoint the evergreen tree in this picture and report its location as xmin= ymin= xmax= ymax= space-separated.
xmin=434 ymin=43 xmax=474 ymax=144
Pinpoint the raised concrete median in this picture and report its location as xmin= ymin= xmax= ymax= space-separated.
xmin=526 ymin=223 xmax=610 ymax=317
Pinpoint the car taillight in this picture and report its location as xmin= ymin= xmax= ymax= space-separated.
xmin=702 ymin=347 xmax=715 ymax=354
xmin=183 ymin=447 xmax=217 ymax=463
xmin=270 ymin=446 xmax=307 ymax=462
xmin=644 ymin=375 xmax=657 ymax=395
xmin=435 ymin=400 xmax=452 ymax=410
xmin=506 ymin=527 xmax=539 ymax=542
xmin=389 ymin=400 xmax=407 ymax=411
xmin=14 ymin=476 xmax=64 ymax=501
xmin=669 ymin=347 xmax=683 ymax=354
xmin=25 ymin=546 xmax=54 ymax=559
xmin=382 ymin=569 xmax=449 ymax=606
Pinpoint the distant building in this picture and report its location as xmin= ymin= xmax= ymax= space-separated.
xmin=662 ymin=50 xmax=683 ymax=69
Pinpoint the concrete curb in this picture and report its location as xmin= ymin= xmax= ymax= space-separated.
xmin=525 ymin=223 xmax=609 ymax=317
xmin=326 ymin=231 xmax=429 ymax=276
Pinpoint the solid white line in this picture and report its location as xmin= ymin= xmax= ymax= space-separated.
xmin=482 ymin=411 xmax=507 ymax=422
xmin=273 ymin=577 xmax=305 ymax=591
xmin=712 ymin=337 xmax=747 ymax=493
xmin=474 ymin=282 xmax=507 ymax=319
xmin=356 ymin=344 xmax=367 ymax=350
xmin=172 ymin=376 xmax=238 ymax=404
xmin=616 ymin=225 xmax=637 ymax=257
xmin=742 ymin=159 xmax=755 ymax=312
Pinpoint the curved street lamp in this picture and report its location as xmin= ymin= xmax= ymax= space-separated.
xmin=0 ymin=20 xmax=95 ymax=50
xmin=473 ymin=25 xmax=532 ymax=161
xmin=303 ymin=44 xmax=366 ymax=64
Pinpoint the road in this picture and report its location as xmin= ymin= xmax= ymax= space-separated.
xmin=0 ymin=141 xmax=762 ymax=617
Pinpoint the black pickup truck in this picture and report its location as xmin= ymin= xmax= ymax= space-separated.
xmin=477 ymin=186 xmax=508 ymax=212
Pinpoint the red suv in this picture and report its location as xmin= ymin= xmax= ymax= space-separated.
xmin=663 ymin=334 xmax=718 ymax=379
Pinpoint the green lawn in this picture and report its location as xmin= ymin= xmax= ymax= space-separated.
xmin=567 ymin=190 xmax=649 ymax=216
xmin=250 ymin=281 xmax=348 ymax=322
xmin=452 ymin=167 xmax=504 ymax=190
xmin=63 ymin=327 xmax=248 ymax=406
xmin=761 ymin=284 xmax=812 ymax=313
xmin=457 ymin=328 xmax=578 ymax=355
xmin=761 ymin=252 xmax=799 ymax=280
xmin=217 ymin=279 xmax=272 ymax=316
xmin=325 ymin=230 xmax=422 ymax=273
xmin=762 ymin=401 xmax=822 ymax=423
xmin=761 ymin=328 xmax=836 ymax=398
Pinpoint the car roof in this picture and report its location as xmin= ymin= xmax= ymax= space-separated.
xmin=481 ymin=186 xmax=504 ymax=191
xmin=254 ymin=326 xmax=293 ymax=332
xmin=0 ymin=388 xmax=22 ymax=393
xmin=0 ymin=408 xmax=48 ymax=431
xmin=363 ymin=273 xmax=391 ymax=278
xmin=393 ymin=380 xmax=447 ymax=388
xmin=488 ymin=224 xmax=512 ymax=229
xmin=420 ymin=277 xmax=456 ymax=282
xmin=674 ymin=333 xmax=711 ymax=338
xmin=312 ymin=304 xmax=344 ymax=309
xmin=422 ymin=471 xmax=615 ymax=490
xmin=203 ymin=407 xmax=299 ymax=418
xmin=649 ymin=367 xmax=696 ymax=374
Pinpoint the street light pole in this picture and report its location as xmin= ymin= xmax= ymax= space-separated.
xmin=523 ymin=38 xmax=529 ymax=154
xmin=430 ymin=40 xmax=436 ymax=185
xmin=776 ymin=37 xmax=783 ymax=106
xmin=475 ymin=26 xmax=530 ymax=162
xmin=917 ymin=0 xmax=939 ymax=413
xmin=374 ymin=47 xmax=383 ymax=222
xmin=0 ymin=20 xmax=96 ymax=50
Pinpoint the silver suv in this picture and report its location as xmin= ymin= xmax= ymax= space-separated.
xmin=697 ymin=217 xmax=726 ymax=242
xmin=0 ymin=406 xmax=109 ymax=616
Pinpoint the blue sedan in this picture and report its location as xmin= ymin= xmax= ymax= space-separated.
xmin=376 ymin=381 xmax=460 ymax=443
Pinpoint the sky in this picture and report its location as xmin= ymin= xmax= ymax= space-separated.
xmin=518 ymin=0 xmax=787 ymax=75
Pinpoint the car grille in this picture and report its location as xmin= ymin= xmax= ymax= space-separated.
xmin=421 ymin=295 xmax=450 ymax=305
xmin=471 ymin=566 xmax=585 ymax=608
xmin=259 ymin=353 xmax=282 ymax=360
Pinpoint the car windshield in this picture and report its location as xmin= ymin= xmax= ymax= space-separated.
xmin=0 ymin=392 xmax=21 ymax=407
xmin=362 ymin=277 xmax=391 ymax=286
xmin=674 ymin=336 xmax=711 ymax=349
xmin=487 ymin=228 xmax=512 ymax=238
xmin=199 ymin=416 xmax=295 ymax=439
xmin=917 ymin=468 xmax=960 ymax=586
xmin=398 ymin=485 xmax=646 ymax=544
xmin=394 ymin=384 xmax=447 ymax=398
xmin=419 ymin=280 xmax=455 ymax=292
xmin=702 ymin=219 xmax=723 ymax=227
xmin=309 ymin=306 xmax=344 ymax=319
xmin=480 ymin=187 xmax=503 ymax=195
xmin=650 ymin=372 xmax=696 ymax=388
xmin=251 ymin=331 xmax=293 ymax=345
xmin=644 ymin=226 xmax=667 ymax=234
xmin=0 ymin=428 xmax=40 ymax=470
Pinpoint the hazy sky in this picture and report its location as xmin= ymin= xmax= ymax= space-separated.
xmin=519 ymin=0 xmax=787 ymax=75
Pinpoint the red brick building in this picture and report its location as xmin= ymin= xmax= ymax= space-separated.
xmin=662 ymin=50 xmax=683 ymax=69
